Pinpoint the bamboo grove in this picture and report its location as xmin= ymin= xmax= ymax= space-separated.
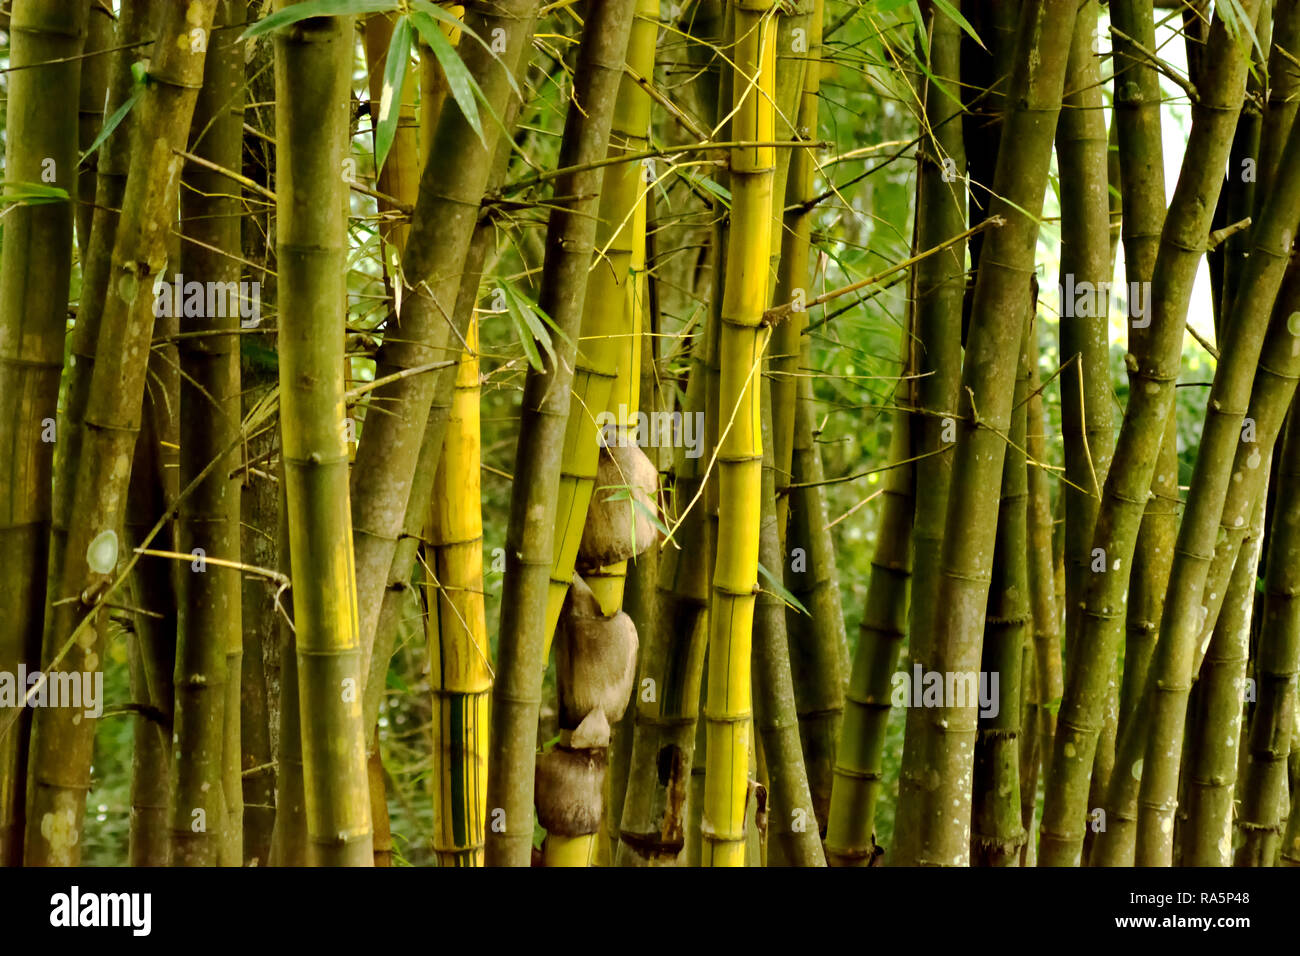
xmin=0 ymin=0 xmax=1299 ymax=871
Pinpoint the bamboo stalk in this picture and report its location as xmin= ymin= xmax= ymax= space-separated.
xmin=971 ymin=292 xmax=1032 ymax=867
xmin=752 ymin=380 xmax=824 ymax=866
xmin=428 ymin=317 xmax=491 ymax=867
xmin=1219 ymin=1 xmax=1273 ymax=330
xmin=700 ymin=0 xmax=776 ymax=868
xmin=76 ymin=1 xmax=114 ymax=265
xmin=273 ymin=2 xmax=371 ymax=867
xmin=823 ymin=380 xmax=910 ymax=867
xmin=124 ymin=324 xmax=180 ymax=867
xmin=882 ymin=0 xmax=971 ymax=868
xmin=615 ymin=323 xmax=712 ymax=867
xmin=1057 ymin=0 xmax=1115 ymax=667
xmin=269 ymin=482 xmax=308 ymax=865
xmin=767 ymin=0 xmax=813 ymax=540
xmin=1236 ymin=398 xmax=1300 ymax=865
xmin=172 ymin=0 xmax=246 ymax=866
xmin=1183 ymin=491 xmax=1265 ymax=864
xmin=238 ymin=30 xmax=279 ymax=868
xmin=776 ymin=0 xmax=845 ymax=838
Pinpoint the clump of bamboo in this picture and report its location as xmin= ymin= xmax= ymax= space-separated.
xmin=1056 ymin=0 xmax=1262 ymax=867
xmin=1132 ymin=98 xmax=1300 ymax=868
xmin=0 ymin=0 xmax=91 ymax=867
xmin=23 ymin=0 xmax=218 ymax=867
xmin=892 ymin=0 xmax=1074 ymax=867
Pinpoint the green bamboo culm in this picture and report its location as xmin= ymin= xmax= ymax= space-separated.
xmin=1056 ymin=0 xmax=1115 ymax=677
xmin=700 ymin=0 xmax=776 ymax=869
xmin=75 ymin=1 xmax=114 ymax=264
xmin=485 ymin=0 xmax=638 ymax=867
xmin=1105 ymin=0 xmax=1181 ymax=837
xmin=970 ymin=294 xmax=1032 ymax=867
xmin=0 ymin=0 xmax=90 ymax=867
xmin=1183 ymin=491 xmax=1266 ymax=864
xmin=766 ymin=0 xmax=813 ymax=542
xmin=172 ymin=0 xmax=247 ymax=867
xmin=890 ymin=0 xmax=1075 ymax=867
xmin=23 ymin=0 xmax=218 ymax=867
xmin=752 ymin=381 xmax=824 ymax=866
xmin=824 ymin=375 xmax=911 ymax=867
xmin=1236 ymin=393 xmax=1300 ymax=865
xmin=272 ymin=2 xmax=372 ymax=867
xmin=125 ymin=410 xmax=179 ymax=867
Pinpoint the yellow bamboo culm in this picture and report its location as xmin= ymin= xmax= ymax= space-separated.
xmin=584 ymin=182 xmax=649 ymax=616
xmin=428 ymin=316 xmax=492 ymax=867
xmin=702 ymin=0 xmax=776 ymax=868
xmin=543 ymin=0 xmax=660 ymax=652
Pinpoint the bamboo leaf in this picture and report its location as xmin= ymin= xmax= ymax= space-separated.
xmin=758 ymin=560 xmax=810 ymax=616
xmin=80 ymin=71 xmax=146 ymax=168
xmin=632 ymin=495 xmax=676 ymax=547
xmin=930 ymin=0 xmax=984 ymax=50
xmin=679 ymin=169 xmax=731 ymax=206
xmin=241 ymin=0 xmax=398 ymax=39
xmin=409 ymin=10 xmax=487 ymax=148
xmin=374 ymin=16 xmax=413 ymax=173
xmin=1 ymin=181 xmax=71 ymax=205
xmin=909 ymin=2 xmax=928 ymax=59
xmin=500 ymin=281 xmax=552 ymax=371
xmin=408 ymin=0 xmax=521 ymax=97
